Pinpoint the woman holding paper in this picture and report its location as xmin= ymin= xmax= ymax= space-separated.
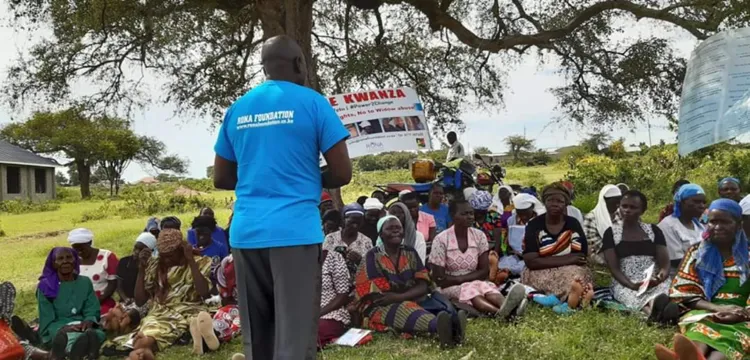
xmin=658 ymin=199 xmax=750 ymax=360
xmin=601 ymin=191 xmax=677 ymax=324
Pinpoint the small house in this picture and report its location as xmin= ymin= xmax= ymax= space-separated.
xmin=0 ymin=139 xmax=58 ymax=202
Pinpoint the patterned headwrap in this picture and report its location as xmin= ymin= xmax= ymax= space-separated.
xmin=672 ymin=184 xmax=705 ymax=220
xmin=156 ymin=228 xmax=184 ymax=254
xmin=541 ymin=182 xmax=571 ymax=204
xmin=697 ymin=199 xmax=749 ymax=299
xmin=38 ymin=247 xmax=81 ymax=299
xmin=375 ymin=215 xmax=401 ymax=250
xmin=469 ymin=190 xmax=493 ymax=211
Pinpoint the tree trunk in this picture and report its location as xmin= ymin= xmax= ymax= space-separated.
xmin=76 ymin=159 xmax=92 ymax=199
xmin=115 ymin=180 xmax=121 ymax=196
xmin=256 ymin=0 xmax=319 ymax=90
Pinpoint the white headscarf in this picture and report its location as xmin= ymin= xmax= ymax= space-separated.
xmin=492 ymin=185 xmax=514 ymax=211
xmin=135 ymin=232 xmax=157 ymax=250
xmin=740 ymin=195 xmax=750 ymax=215
xmin=591 ymin=185 xmax=622 ymax=236
xmin=512 ymin=193 xmax=546 ymax=215
xmin=67 ymin=228 xmax=94 ymax=245
xmin=363 ymin=198 xmax=384 ymax=211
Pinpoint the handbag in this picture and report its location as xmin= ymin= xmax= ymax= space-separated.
xmin=0 ymin=320 xmax=24 ymax=360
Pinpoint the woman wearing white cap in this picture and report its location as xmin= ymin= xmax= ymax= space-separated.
xmin=117 ymin=232 xmax=157 ymax=306
xmin=68 ymin=228 xmax=120 ymax=315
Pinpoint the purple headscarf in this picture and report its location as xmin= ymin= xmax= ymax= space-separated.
xmin=37 ymin=247 xmax=81 ymax=299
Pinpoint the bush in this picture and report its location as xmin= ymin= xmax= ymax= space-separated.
xmin=119 ymin=187 xmax=218 ymax=215
xmin=0 ymin=199 xmax=61 ymax=214
xmin=76 ymin=201 xmax=120 ymax=223
xmin=513 ymin=171 xmax=548 ymax=190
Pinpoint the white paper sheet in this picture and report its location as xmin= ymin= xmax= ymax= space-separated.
xmin=679 ymin=312 xmax=715 ymax=325
xmin=333 ymin=328 xmax=372 ymax=347
xmin=678 ymin=27 xmax=750 ymax=155
xmin=508 ymin=225 xmax=525 ymax=253
xmin=636 ymin=264 xmax=655 ymax=297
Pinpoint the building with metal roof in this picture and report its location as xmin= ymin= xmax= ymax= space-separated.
xmin=0 ymin=139 xmax=58 ymax=201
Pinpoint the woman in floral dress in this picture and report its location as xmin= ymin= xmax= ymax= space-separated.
xmin=429 ymin=200 xmax=526 ymax=318
xmin=656 ymin=199 xmax=750 ymax=360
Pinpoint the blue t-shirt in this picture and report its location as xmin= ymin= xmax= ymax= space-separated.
xmin=214 ymin=80 xmax=349 ymax=249
xmin=420 ymin=203 xmax=452 ymax=233
xmin=187 ymin=227 xmax=229 ymax=257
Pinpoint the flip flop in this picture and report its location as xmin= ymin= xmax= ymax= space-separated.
xmin=454 ymin=310 xmax=468 ymax=344
xmin=660 ymin=303 xmax=680 ymax=326
xmin=553 ymin=303 xmax=574 ymax=315
xmin=86 ymin=329 xmax=101 ymax=359
xmin=437 ymin=311 xmax=455 ymax=349
xmin=189 ymin=317 xmax=204 ymax=355
xmin=497 ymin=284 xmax=526 ymax=320
xmin=648 ymin=294 xmax=670 ymax=324
xmin=532 ymin=294 xmax=561 ymax=307
xmin=514 ymin=298 xmax=529 ymax=317
xmin=69 ymin=332 xmax=90 ymax=360
xmin=49 ymin=331 xmax=68 ymax=360
xmin=197 ymin=311 xmax=220 ymax=351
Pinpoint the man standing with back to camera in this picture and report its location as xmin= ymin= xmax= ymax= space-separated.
xmin=213 ymin=35 xmax=352 ymax=360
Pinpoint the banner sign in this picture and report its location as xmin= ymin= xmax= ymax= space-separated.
xmin=678 ymin=26 xmax=750 ymax=156
xmin=320 ymin=87 xmax=431 ymax=165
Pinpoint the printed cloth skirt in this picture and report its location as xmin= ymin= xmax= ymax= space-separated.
xmin=521 ymin=265 xmax=593 ymax=299
xmin=612 ymin=256 xmax=670 ymax=310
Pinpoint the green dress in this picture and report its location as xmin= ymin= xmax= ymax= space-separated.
xmin=37 ymin=276 xmax=106 ymax=352
xmin=112 ymin=256 xmax=212 ymax=351
xmin=670 ymin=244 xmax=750 ymax=360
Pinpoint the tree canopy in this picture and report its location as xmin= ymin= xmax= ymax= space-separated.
xmin=505 ymin=135 xmax=535 ymax=163
xmin=5 ymin=0 xmax=748 ymax=131
xmin=1 ymin=107 xmax=188 ymax=198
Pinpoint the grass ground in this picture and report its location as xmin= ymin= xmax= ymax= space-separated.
xmin=0 ymin=165 xmax=675 ymax=359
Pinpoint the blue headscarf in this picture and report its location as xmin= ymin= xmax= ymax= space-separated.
xmin=375 ymin=215 xmax=400 ymax=250
xmin=342 ymin=203 xmax=365 ymax=217
xmin=672 ymin=184 xmax=705 ymax=222
xmin=696 ymin=199 xmax=749 ymax=299
xmin=718 ymin=177 xmax=740 ymax=187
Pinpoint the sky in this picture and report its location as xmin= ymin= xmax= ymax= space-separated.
xmin=0 ymin=4 xmax=698 ymax=182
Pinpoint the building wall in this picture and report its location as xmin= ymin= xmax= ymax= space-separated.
xmin=0 ymin=164 xmax=55 ymax=202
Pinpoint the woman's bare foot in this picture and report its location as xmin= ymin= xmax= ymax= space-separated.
xmin=581 ymin=283 xmax=594 ymax=308
xmin=567 ymin=280 xmax=583 ymax=309
xmin=673 ymin=334 xmax=706 ymax=360
xmin=128 ymin=348 xmax=155 ymax=360
xmin=654 ymin=344 xmax=678 ymax=360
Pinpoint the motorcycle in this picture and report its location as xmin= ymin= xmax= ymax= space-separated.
xmin=375 ymin=154 xmax=505 ymax=204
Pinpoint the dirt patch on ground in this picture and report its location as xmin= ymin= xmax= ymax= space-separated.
xmin=5 ymin=230 xmax=68 ymax=242
xmin=173 ymin=186 xmax=207 ymax=197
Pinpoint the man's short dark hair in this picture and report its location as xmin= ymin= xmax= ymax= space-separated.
xmin=447 ymin=131 xmax=457 ymax=140
xmin=401 ymin=192 xmax=419 ymax=202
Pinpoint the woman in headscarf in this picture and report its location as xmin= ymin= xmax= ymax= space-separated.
xmin=143 ymin=217 xmax=160 ymax=238
xmin=362 ymin=198 xmax=385 ymax=245
xmin=321 ymin=209 xmax=342 ymax=235
xmin=112 ymin=229 xmax=212 ymax=359
xmin=117 ymin=232 xmax=157 ymax=306
xmin=522 ymin=183 xmax=595 ymax=312
xmin=323 ymin=203 xmax=373 ymax=279
xmin=159 ymin=216 xmax=181 ymax=231
xmin=656 ymin=199 xmax=750 ymax=360
xmin=385 ymin=202 xmax=427 ymax=262
xmin=491 ymin=185 xmax=514 ymax=222
xmin=469 ymin=190 xmax=504 ymax=253
xmin=718 ymin=177 xmax=742 ymax=202
xmin=583 ymin=185 xmax=623 ymax=265
xmin=495 ymin=193 xmax=546 ymax=281
xmin=67 ymin=228 xmax=119 ymax=316
xmin=354 ymin=216 xmax=465 ymax=348
xmin=658 ymin=179 xmax=691 ymax=222
xmin=187 ymin=214 xmax=229 ymax=257
xmin=37 ymin=247 xmax=106 ymax=360
xmin=429 ymin=200 xmax=526 ymax=318
xmin=658 ymin=184 xmax=707 ymax=271
xmin=601 ymin=191 xmax=677 ymax=323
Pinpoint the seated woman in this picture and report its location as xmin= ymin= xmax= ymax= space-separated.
xmin=111 ymin=229 xmax=213 ymax=360
xmin=467 ymin=191 xmax=503 ymax=254
xmin=385 ymin=202 xmax=426 ymax=263
xmin=323 ymin=203 xmax=373 ymax=278
xmin=1 ymin=282 xmax=49 ymax=360
xmin=522 ymin=183 xmax=595 ymax=312
xmin=602 ymin=191 xmax=677 ymax=323
xmin=67 ymin=228 xmax=119 ymax=316
xmin=655 ymin=199 xmax=750 ymax=360
xmin=354 ymin=216 xmax=465 ymax=348
xmin=117 ymin=232 xmax=157 ymax=307
xmin=37 ymin=247 xmax=106 ymax=360
xmin=492 ymin=193 xmax=545 ymax=282
xmin=583 ymin=184 xmax=622 ymax=265
xmin=187 ymin=212 xmax=229 ymax=253
xmin=658 ymin=184 xmax=707 ymax=272
xmin=188 ymin=215 xmax=229 ymax=264
xmin=429 ymin=200 xmax=526 ymax=319
xmin=318 ymin=249 xmax=351 ymax=348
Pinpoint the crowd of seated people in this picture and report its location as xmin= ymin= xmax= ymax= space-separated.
xmin=3 ymin=177 xmax=749 ymax=360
